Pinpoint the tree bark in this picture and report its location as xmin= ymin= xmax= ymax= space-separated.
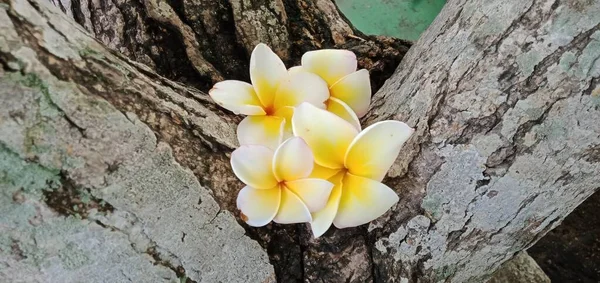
xmin=488 ymin=252 xmax=550 ymax=283
xmin=46 ymin=0 xmax=410 ymax=93
xmin=365 ymin=0 xmax=600 ymax=281
xmin=0 ymin=0 xmax=598 ymax=283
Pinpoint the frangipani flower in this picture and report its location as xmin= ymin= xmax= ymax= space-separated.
xmin=290 ymin=49 xmax=372 ymax=129
xmin=292 ymin=103 xmax=414 ymax=237
xmin=232 ymin=137 xmax=334 ymax=226
xmin=210 ymin=44 xmax=330 ymax=149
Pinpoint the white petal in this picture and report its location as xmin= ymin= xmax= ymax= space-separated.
xmin=329 ymin=69 xmax=372 ymax=117
xmin=273 ymin=187 xmax=312 ymax=224
xmin=209 ymin=80 xmax=265 ymax=115
xmin=237 ymin=186 xmax=281 ymax=227
xmin=333 ymin=173 xmax=399 ymax=228
xmin=327 ymin=97 xmax=361 ymax=131
xmin=287 ymin=66 xmax=305 ymax=75
xmin=273 ymin=71 xmax=329 ymax=110
xmin=250 ymin=43 xmax=287 ymax=108
xmin=292 ymin=103 xmax=358 ymax=169
xmin=309 ymin=172 xmax=344 ymax=238
xmin=237 ymin=116 xmax=285 ymax=150
xmin=344 ymin=121 xmax=414 ymax=181
xmin=273 ymin=137 xmax=314 ymax=182
xmin=284 ymin=178 xmax=334 ymax=212
xmin=301 ymin=49 xmax=357 ymax=86
xmin=230 ymin=145 xmax=278 ymax=189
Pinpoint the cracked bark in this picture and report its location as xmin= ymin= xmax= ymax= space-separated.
xmin=1 ymin=0 xmax=599 ymax=282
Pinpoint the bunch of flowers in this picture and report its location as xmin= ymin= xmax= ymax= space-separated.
xmin=210 ymin=44 xmax=414 ymax=237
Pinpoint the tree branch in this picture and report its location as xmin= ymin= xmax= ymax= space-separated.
xmin=367 ymin=0 xmax=600 ymax=281
xmin=1 ymin=0 xmax=273 ymax=282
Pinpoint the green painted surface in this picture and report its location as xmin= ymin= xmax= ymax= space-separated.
xmin=337 ymin=0 xmax=446 ymax=41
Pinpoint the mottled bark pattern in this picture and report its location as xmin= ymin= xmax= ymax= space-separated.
xmin=367 ymin=0 xmax=600 ymax=281
xmin=1 ymin=0 xmax=599 ymax=282
xmin=0 ymin=0 xmax=272 ymax=281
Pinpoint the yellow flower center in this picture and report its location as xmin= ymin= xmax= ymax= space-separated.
xmin=264 ymin=105 xmax=276 ymax=116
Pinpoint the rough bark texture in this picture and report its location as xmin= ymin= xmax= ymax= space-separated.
xmin=488 ymin=252 xmax=550 ymax=283
xmin=46 ymin=0 xmax=410 ymax=93
xmin=365 ymin=0 xmax=600 ymax=281
xmin=0 ymin=0 xmax=273 ymax=282
xmin=1 ymin=0 xmax=599 ymax=282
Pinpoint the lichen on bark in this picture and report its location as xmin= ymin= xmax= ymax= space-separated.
xmin=368 ymin=0 xmax=600 ymax=281
xmin=1 ymin=1 xmax=273 ymax=281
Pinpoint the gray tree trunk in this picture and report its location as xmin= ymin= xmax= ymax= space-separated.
xmin=0 ymin=0 xmax=598 ymax=282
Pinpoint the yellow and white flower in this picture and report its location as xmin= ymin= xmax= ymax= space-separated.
xmin=290 ymin=49 xmax=372 ymax=129
xmin=214 ymin=43 xmax=411 ymax=238
xmin=210 ymin=44 xmax=330 ymax=149
xmin=232 ymin=137 xmax=334 ymax=226
xmin=292 ymin=103 xmax=414 ymax=237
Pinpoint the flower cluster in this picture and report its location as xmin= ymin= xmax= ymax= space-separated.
xmin=210 ymin=44 xmax=414 ymax=237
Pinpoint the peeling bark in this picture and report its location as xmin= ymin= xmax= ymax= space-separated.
xmin=1 ymin=0 xmax=599 ymax=282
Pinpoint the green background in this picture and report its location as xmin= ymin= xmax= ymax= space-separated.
xmin=337 ymin=0 xmax=446 ymax=41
